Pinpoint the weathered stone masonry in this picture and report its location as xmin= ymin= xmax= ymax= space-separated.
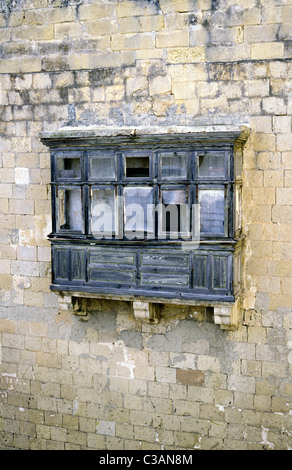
xmin=0 ymin=0 xmax=292 ymax=450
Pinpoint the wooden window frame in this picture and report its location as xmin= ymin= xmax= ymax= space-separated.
xmin=42 ymin=126 xmax=250 ymax=326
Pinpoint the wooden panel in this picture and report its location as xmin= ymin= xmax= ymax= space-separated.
xmin=54 ymin=249 xmax=68 ymax=280
xmin=193 ymin=255 xmax=208 ymax=288
xmin=140 ymin=252 xmax=189 ymax=287
xmin=212 ymin=255 xmax=227 ymax=289
xmin=89 ymin=248 xmax=136 ymax=285
xmin=51 ymin=244 xmax=236 ymax=301
xmin=90 ymin=251 xmax=135 ymax=265
xmin=141 ymin=253 xmax=189 ymax=267
xmin=71 ymin=249 xmax=86 ymax=281
xmin=141 ymin=272 xmax=189 ymax=286
xmin=89 ymin=268 xmax=135 ymax=284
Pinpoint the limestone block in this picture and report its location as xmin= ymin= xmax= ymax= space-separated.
xmin=0 ymin=59 xmax=19 ymax=74
xmin=19 ymin=58 xmax=42 ymax=73
xmin=206 ymin=44 xmax=250 ymax=62
xmin=276 ymin=188 xmax=292 ymax=205
xmin=244 ymin=79 xmax=270 ymax=97
xmin=15 ymin=167 xmax=29 ymax=185
xmin=277 ymin=134 xmax=292 ymax=151
xmin=149 ymin=75 xmax=171 ymax=95
xmin=273 ymin=116 xmax=291 ymax=134
xmin=167 ymin=47 xmax=205 ymax=63
xmin=57 ymin=294 xmax=74 ymax=311
xmin=13 ymin=25 xmax=54 ymax=41
xmin=156 ymin=30 xmax=189 ymax=48
xmin=126 ymin=76 xmax=148 ymax=97
xmin=78 ymin=4 xmax=114 ymax=21
xmin=54 ymin=22 xmax=83 ymax=39
xmin=84 ymin=19 xmax=118 ymax=37
xmin=152 ymin=95 xmax=174 ymax=116
xmin=105 ymin=84 xmax=124 ymax=101
xmin=251 ymin=42 xmax=284 ymax=60
xmin=32 ymin=73 xmax=52 ymax=89
xmin=253 ymin=133 xmax=276 ymax=152
xmin=117 ymin=1 xmax=157 ymax=17
xmin=284 ymin=170 xmax=292 ymax=187
xmin=262 ymin=97 xmax=287 ymax=115
xmin=176 ymin=369 xmax=204 ymax=386
xmin=160 ymin=0 xmax=194 ymax=13
xmin=172 ymin=81 xmax=196 ymax=99
xmin=282 ymin=152 xmax=292 ymax=169
xmin=119 ymin=15 xmax=164 ymax=33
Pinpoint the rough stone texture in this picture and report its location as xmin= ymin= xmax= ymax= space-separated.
xmin=0 ymin=0 xmax=292 ymax=451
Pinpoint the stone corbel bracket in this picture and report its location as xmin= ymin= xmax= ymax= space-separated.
xmin=58 ymin=294 xmax=88 ymax=317
xmin=213 ymin=298 xmax=241 ymax=330
xmin=57 ymin=293 xmax=240 ymax=330
xmin=131 ymin=299 xmax=240 ymax=329
xmin=132 ymin=301 xmax=160 ymax=323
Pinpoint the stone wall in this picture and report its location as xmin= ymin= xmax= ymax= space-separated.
xmin=0 ymin=0 xmax=291 ymax=450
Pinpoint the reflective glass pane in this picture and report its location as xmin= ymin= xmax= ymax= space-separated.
xmin=125 ymin=156 xmax=149 ymax=178
xmin=199 ymin=189 xmax=225 ymax=235
xmin=198 ymin=152 xmax=226 ymax=178
xmin=161 ymin=189 xmax=188 ymax=235
xmin=90 ymin=155 xmax=116 ymax=180
xmin=124 ymin=187 xmax=153 ymax=235
xmin=58 ymin=188 xmax=83 ymax=232
xmin=160 ymin=152 xmax=188 ymax=179
xmin=162 ymin=189 xmax=187 ymax=205
xmin=57 ymin=157 xmax=81 ymax=179
xmin=91 ymin=188 xmax=116 ymax=236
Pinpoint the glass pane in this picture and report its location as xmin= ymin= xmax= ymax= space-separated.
xmin=162 ymin=189 xmax=187 ymax=205
xmin=198 ymin=152 xmax=226 ymax=178
xmin=58 ymin=188 xmax=83 ymax=232
xmin=124 ymin=187 xmax=153 ymax=235
xmin=235 ymin=150 xmax=242 ymax=180
xmin=91 ymin=188 xmax=116 ymax=236
xmin=199 ymin=189 xmax=225 ymax=235
xmin=90 ymin=155 xmax=116 ymax=180
xmin=161 ymin=189 xmax=188 ymax=235
xmin=235 ymin=186 xmax=242 ymax=233
xmin=161 ymin=152 xmax=188 ymax=179
xmin=125 ymin=156 xmax=149 ymax=178
xmin=57 ymin=157 xmax=81 ymax=179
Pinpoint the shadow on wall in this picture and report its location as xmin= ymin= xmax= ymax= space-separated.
xmin=0 ymin=0 xmax=162 ymax=18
